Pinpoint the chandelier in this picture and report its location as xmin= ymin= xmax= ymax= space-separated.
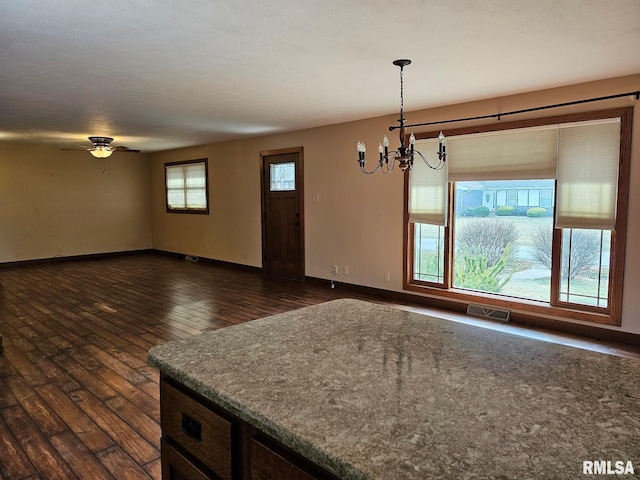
xmin=357 ymin=59 xmax=447 ymax=174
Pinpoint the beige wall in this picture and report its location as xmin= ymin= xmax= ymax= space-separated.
xmin=1 ymin=76 xmax=637 ymax=335
xmin=150 ymin=74 xmax=640 ymax=334
xmin=0 ymin=143 xmax=152 ymax=262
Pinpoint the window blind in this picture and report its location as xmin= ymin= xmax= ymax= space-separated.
xmin=166 ymin=161 xmax=208 ymax=210
xmin=166 ymin=165 xmax=187 ymax=208
xmin=555 ymin=119 xmax=620 ymax=230
xmin=166 ymin=165 xmax=185 ymax=188
xmin=185 ymin=163 xmax=207 ymax=208
xmin=447 ymin=126 xmax=558 ymax=181
xmin=409 ymin=138 xmax=448 ymax=226
xmin=185 ymin=163 xmax=206 ymax=188
xmin=409 ymin=117 xmax=621 ymax=229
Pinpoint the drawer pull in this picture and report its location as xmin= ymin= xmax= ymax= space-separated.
xmin=181 ymin=413 xmax=202 ymax=442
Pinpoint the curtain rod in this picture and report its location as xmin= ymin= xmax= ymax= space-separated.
xmin=388 ymin=90 xmax=640 ymax=131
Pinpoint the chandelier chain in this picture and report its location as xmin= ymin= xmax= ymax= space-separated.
xmin=399 ymin=66 xmax=404 ymax=122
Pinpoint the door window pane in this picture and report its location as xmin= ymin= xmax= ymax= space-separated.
xmin=270 ymin=162 xmax=296 ymax=191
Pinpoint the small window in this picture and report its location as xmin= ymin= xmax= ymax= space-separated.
xmin=413 ymin=223 xmax=446 ymax=284
xmin=517 ymin=190 xmax=529 ymax=206
xmin=165 ymin=159 xmax=209 ymax=214
xmin=270 ymin=162 xmax=296 ymax=191
xmin=559 ymin=228 xmax=611 ymax=308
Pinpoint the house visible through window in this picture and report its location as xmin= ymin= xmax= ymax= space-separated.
xmin=452 ymin=179 xmax=556 ymax=303
xmin=165 ymin=159 xmax=209 ymax=213
xmin=406 ymin=108 xmax=631 ymax=326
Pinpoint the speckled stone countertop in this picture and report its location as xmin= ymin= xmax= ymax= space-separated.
xmin=148 ymin=299 xmax=640 ymax=479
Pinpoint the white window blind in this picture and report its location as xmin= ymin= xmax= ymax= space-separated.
xmin=166 ymin=166 xmax=186 ymax=208
xmin=409 ymin=117 xmax=622 ymax=229
xmin=447 ymin=126 xmax=558 ymax=181
xmin=409 ymin=138 xmax=448 ymax=226
xmin=185 ymin=163 xmax=207 ymax=208
xmin=555 ymin=119 xmax=620 ymax=230
xmin=166 ymin=161 xmax=208 ymax=210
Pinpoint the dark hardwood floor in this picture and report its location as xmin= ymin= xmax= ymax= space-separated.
xmin=0 ymin=253 xmax=638 ymax=479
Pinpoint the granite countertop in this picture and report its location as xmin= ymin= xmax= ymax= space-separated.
xmin=148 ymin=299 xmax=640 ymax=479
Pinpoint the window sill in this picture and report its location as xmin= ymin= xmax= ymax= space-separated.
xmin=404 ymin=281 xmax=619 ymax=327
xmin=165 ymin=208 xmax=210 ymax=215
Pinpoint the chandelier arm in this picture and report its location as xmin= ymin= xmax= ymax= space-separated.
xmin=413 ymin=149 xmax=446 ymax=170
xmin=385 ymin=152 xmax=397 ymax=173
xmin=359 ymin=160 xmax=383 ymax=175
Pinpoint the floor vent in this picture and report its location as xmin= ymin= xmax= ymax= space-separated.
xmin=467 ymin=304 xmax=510 ymax=322
xmin=185 ymin=255 xmax=200 ymax=262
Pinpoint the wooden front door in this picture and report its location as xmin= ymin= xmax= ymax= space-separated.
xmin=261 ymin=147 xmax=304 ymax=280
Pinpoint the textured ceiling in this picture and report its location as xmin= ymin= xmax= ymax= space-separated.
xmin=1 ymin=0 xmax=639 ymax=153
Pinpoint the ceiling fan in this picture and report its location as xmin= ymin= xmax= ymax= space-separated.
xmin=62 ymin=136 xmax=141 ymax=158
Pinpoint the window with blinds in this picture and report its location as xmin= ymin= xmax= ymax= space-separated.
xmin=405 ymin=107 xmax=631 ymax=326
xmin=165 ymin=159 xmax=209 ymax=213
xmin=410 ymin=119 xmax=620 ymax=228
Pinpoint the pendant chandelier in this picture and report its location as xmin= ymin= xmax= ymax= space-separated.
xmin=357 ymin=59 xmax=447 ymax=174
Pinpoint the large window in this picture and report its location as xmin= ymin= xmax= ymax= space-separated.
xmin=165 ymin=159 xmax=209 ymax=214
xmin=405 ymin=108 xmax=631 ymax=326
xmin=452 ymin=180 xmax=555 ymax=303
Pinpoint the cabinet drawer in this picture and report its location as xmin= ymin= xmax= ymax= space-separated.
xmin=161 ymin=379 xmax=233 ymax=480
xmin=161 ymin=438 xmax=211 ymax=480
xmin=250 ymin=438 xmax=319 ymax=480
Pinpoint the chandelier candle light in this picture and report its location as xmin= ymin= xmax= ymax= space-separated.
xmin=357 ymin=59 xmax=447 ymax=174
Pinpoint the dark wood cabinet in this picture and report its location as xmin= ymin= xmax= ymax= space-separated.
xmin=161 ymin=438 xmax=212 ymax=480
xmin=159 ymin=375 xmax=338 ymax=480
xmin=161 ymin=380 xmax=233 ymax=479
xmin=250 ymin=438 xmax=318 ymax=480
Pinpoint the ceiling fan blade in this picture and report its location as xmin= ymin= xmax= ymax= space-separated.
xmin=112 ymin=146 xmax=141 ymax=153
xmin=61 ymin=137 xmax=141 ymax=153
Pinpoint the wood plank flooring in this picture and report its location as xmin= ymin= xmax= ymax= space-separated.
xmin=0 ymin=254 xmax=345 ymax=479
xmin=0 ymin=253 xmax=638 ymax=479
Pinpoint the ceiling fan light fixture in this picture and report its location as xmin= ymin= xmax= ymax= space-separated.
xmin=89 ymin=146 xmax=114 ymax=158
xmin=62 ymin=136 xmax=139 ymax=156
xmin=87 ymin=136 xmax=114 ymax=158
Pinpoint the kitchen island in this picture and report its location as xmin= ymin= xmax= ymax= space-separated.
xmin=148 ymin=299 xmax=640 ymax=479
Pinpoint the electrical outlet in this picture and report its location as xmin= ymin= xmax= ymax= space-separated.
xmin=331 ymin=265 xmax=338 ymax=274
xmin=384 ymin=272 xmax=391 ymax=282
xmin=343 ymin=266 xmax=349 ymax=275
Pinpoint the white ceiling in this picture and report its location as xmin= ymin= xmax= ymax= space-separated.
xmin=1 ymin=0 xmax=639 ymax=153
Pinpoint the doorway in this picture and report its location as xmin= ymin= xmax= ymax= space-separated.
xmin=260 ymin=147 xmax=304 ymax=280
